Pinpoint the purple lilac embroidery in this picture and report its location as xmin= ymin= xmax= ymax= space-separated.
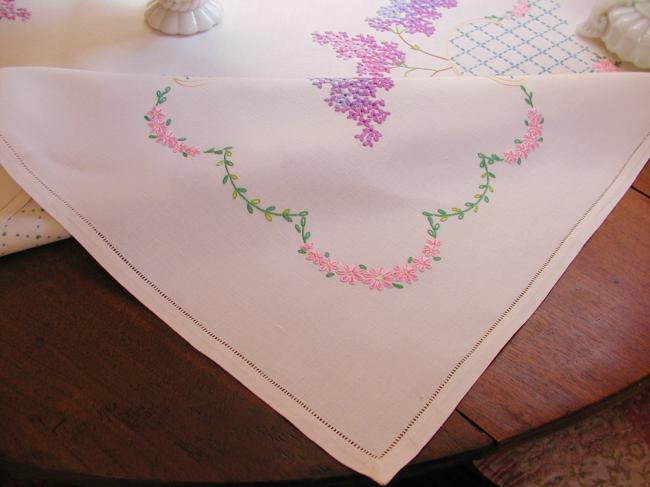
xmin=311 ymin=33 xmax=404 ymax=148
xmin=312 ymin=32 xmax=406 ymax=77
xmin=0 ymin=0 xmax=30 ymax=21
xmin=367 ymin=0 xmax=458 ymax=36
xmin=313 ymin=1 xmax=458 ymax=148
xmin=312 ymin=77 xmax=394 ymax=148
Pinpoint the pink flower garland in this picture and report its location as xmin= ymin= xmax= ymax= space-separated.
xmin=300 ymin=239 xmax=441 ymax=291
xmin=503 ymin=108 xmax=544 ymax=165
xmin=146 ymin=106 xmax=201 ymax=157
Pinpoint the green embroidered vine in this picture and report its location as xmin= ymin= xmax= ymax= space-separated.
xmin=205 ymin=146 xmax=311 ymax=243
xmin=422 ymin=86 xmax=543 ymax=236
xmin=146 ymin=83 xmax=544 ymax=291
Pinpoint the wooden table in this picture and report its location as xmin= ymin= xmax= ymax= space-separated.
xmin=1 ymin=162 xmax=648 ymax=486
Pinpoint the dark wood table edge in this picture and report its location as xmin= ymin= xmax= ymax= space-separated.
xmin=3 ymin=377 xmax=648 ymax=486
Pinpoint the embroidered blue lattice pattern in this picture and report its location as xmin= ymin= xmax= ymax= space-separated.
xmin=450 ymin=0 xmax=596 ymax=76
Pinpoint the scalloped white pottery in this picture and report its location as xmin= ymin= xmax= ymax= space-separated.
xmin=578 ymin=0 xmax=650 ymax=69
xmin=145 ymin=0 xmax=223 ymax=36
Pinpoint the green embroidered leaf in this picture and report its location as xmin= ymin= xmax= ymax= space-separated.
xmin=144 ymin=115 xmax=151 ymax=121
xmin=237 ymin=187 xmax=247 ymax=194
xmin=300 ymin=216 xmax=307 ymax=227
xmin=474 ymin=194 xmax=482 ymax=199
xmin=165 ymin=119 xmax=172 ymax=126
xmin=299 ymin=211 xmax=309 ymax=217
xmin=484 ymin=196 xmax=490 ymax=203
xmin=358 ymin=264 xmax=368 ymax=270
xmin=303 ymin=231 xmax=311 ymax=241
xmin=480 ymin=173 xmax=487 ymax=179
xmin=232 ymin=190 xmax=238 ymax=200
xmin=326 ymin=272 xmax=335 ymax=278
xmin=465 ymin=202 xmax=474 ymax=208
xmin=177 ymin=137 xmax=187 ymax=142
xmin=230 ymin=174 xmax=239 ymax=181
xmin=422 ymin=211 xmax=434 ymax=217
xmin=264 ymin=212 xmax=273 ymax=222
xmin=294 ymin=224 xmax=302 ymax=233
xmin=182 ymin=152 xmax=188 ymax=158
xmin=427 ymin=229 xmax=435 ymax=237
xmin=298 ymin=249 xmax=306 ymax=254
xmin=246 ymin=203 xmax=254 ymax=214
xmin=487 ymin=172 xmax=496 ymax=179
xmin=437 ymin=209 xmax=447 ymax=215
xmin=514 ymin=139 xmax=522 ymax=144
xmin=249 ymin=198 xmax=260 ymax=205
xmin=265 ymin=206 xmax=276 ymax=212
xmin=282 ymin=209 xmax=293 ymax=222
xmin=408 ymin=257 xmax=414 ymax=264
xmin=457 ymin=213 xmax=465 ymax=220
xmin=440 ymin=216 xmax=448 ymax=222
xmin=479 ymin=184 xmax=487 ymax=189
xmin=148 ymin=135 xmax=157 ymax=139
xmin=225 ymin=160 xmax=234 ymax=166
xmin=433 ymin=256 xmax=442 ymax=261
xmin=451 ymin=207 xmax=462 ymax=213
xmin=490 ymin=154 xmax=503 ymax=161
xmin=324 ymin=252 xmax=330 ymax=258
xmin=488 ymin=185 xmax=494 ymax=192
xmin=434 ymin=223 xmax=440 ymax=231
xmin=473 ymin=206 xmax=479 ymax=213
xmin=393 ymin=283 xmax=404 ymax=289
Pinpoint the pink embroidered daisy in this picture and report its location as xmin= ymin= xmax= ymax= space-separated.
xmin=412 ymin=256 xmax=432 ymax=272
xmin=422 ymin=239 xmax=441 ymax=258
xmin=156 ymin=131 xmax=176 ymax=148
xmin=510 ymin=0 xmax=530 ymax=18
xmin=592 ymin=58 xmax=621 ymax=73
xmin=527 ymin=108 xmax=543 ymax=126
xmin=319 ymin=257 xmax=339 ymax=273
xmin=515 ymin=143 xmax=530 ymax=160
xmin=504 ymin=149 xmax=519 ymax=165
xmin=393 ymin=264 xmax=418 ymax=284
xmin=361 ymin=267 xmax=395 ymax=291
xmin=526 ymin=123 xmax=543 ymax=138
xmin=523 ymin=131 xmax=540 ymax=151
xmin=147 ymin=106 xmax=165 ymax=122
xmin=306 ymin=250 xmax=324 ymax=265
xmin=336 ymin=265 xmax=363 ymax=285
xmin=182 ymin=146 xmax=201 ymax=157
xmin=300 ymin=243 xmax=314 ymax=252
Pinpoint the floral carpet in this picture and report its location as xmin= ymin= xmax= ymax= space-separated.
xmin=476 ymin=385 xmax=650 ymax=486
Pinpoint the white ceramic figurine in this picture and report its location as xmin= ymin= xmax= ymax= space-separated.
xmin=145 ymin=0 xmax=223 ymax=36
xmin=577 ymin=0 xmax=650 ymax=68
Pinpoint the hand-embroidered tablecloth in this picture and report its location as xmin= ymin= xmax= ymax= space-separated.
xmin=1 ymin=1 xmax=649 ymax=484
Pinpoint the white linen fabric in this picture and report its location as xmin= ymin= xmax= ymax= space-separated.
xmin=0 ymin=0 xmax=637 ymax=256
xmin=0 ymin=67 xmax=648 ymax=483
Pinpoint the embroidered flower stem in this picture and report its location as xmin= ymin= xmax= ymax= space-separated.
xmin=398 ymin=64 xmax=454 ymax=77
xmin=390 ymin=28 xmax=449 ymax=62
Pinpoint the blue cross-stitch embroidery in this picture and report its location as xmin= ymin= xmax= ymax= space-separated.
xmin=450 ymin=0 xmax=597 ymax=76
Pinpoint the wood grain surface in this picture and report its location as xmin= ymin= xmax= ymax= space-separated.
xmin=0 ymin=240 xmax=491 ymax=484
xmin=458 ymin=188 xmax=650 ymax=440
xmin=633 ymin=161 xmax=650 ymax=196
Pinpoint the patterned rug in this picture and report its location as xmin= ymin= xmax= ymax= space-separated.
xmin=476 ymin=385 xmax=650 ymax=486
